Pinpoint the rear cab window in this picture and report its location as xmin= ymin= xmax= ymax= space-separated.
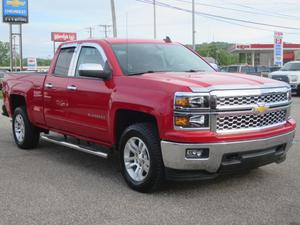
xmin=54 ymin=47 xmax=76 ymax=76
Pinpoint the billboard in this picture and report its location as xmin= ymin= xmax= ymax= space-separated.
xmin=274 ymin=32 xmax=283 ymax=67
xmin=2 ymin=0 xmax=28 ymax=23
xmin=51 ymin=32 xmax=77 ymax=42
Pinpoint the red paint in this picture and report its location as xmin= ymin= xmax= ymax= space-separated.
xmin=2 ymin=39 xmax=296 ymax=150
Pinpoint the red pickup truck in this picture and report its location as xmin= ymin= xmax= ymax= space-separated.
xmin=1 ymin=39 xmax=296 ymax=192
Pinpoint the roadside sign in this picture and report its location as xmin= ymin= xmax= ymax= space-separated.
xmin=2 ymin=0 xmax=28 ymax=23
xmin=51 ymin=32 xmax=77 ymax=42
xmin=274 ymin=32 xmax=283 ymax=67
xmin=27 ymin=57 xmax=37 ymax=71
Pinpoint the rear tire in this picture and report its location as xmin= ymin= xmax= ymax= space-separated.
xmin=12 ymin=106 xmax=40 ymax=149
xmin=119 ymin=123 xmax=164 ymax=193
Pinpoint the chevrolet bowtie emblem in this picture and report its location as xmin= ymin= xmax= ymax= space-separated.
xmin=254 ymin=103 xmax=269 ymax=114
xmin=7 ymin=0 xmax=25 ymax=7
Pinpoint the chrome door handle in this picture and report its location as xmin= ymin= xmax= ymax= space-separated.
xmin=67 ymin=85 xmax=77 ymax=91
xmin=45 ymin=83 xmax=53 ymax=89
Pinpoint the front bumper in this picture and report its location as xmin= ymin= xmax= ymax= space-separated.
xmin=161 ymin=131 xmax=295 ymax=173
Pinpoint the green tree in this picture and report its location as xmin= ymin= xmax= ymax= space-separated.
xmin=196 ymin=42 xmax=239 ymax=66
xmin=0 ymin=41 xmax=10 ymax=66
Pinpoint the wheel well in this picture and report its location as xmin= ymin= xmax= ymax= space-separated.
xmin=115 ymin=109 xmax=158 ymax=148
xmin=10 ymin=95 xmax=26 ymax=113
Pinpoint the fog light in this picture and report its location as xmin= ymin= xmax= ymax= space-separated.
xmin=186 ymin=148 xmax=209 ymax=159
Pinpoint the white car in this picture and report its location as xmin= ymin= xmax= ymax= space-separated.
xmin=270 ymin=61 xmax=300 ymax=96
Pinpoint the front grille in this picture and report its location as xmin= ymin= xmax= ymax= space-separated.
xmin=216 ymin=110 xmax=287 ymax=132
xmin=217 ymin=93 xmax=288 ymax=108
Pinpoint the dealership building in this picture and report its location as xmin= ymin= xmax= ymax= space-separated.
xmin=230 ymin=43 xmax=300 ymax=66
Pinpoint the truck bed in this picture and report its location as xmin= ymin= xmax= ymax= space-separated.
xmin=3 ymin=72 xmax=47 ymax=126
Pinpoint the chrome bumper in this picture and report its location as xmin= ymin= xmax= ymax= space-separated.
xmin=161 ymin=131 xmax=295 ymax=173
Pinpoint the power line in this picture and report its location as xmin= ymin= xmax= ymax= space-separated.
xmin=224 ymin=1 xmax=300 ymax=20
xmin=136 ymin=0 xmax=300 ymax=31
xmin=169 ymin=0 xmax=300 ymax=21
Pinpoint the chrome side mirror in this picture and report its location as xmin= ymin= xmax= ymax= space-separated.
xmin=78 ymin=63 xmax=111 ymax=79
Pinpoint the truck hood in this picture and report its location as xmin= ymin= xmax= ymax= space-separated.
xmin=134 ymin=72 xmax=286 ymax=91
xmin=270 ymin=70 xmax=300 ymax=76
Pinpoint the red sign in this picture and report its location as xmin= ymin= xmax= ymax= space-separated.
xmin=51 ymin=32 xmax=77 ymax=42
xmin=236 ymin=44 xmax=251 ymax=50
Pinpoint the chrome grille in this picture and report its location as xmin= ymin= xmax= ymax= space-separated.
xmin=217 ymin=93 xmax=288 ymax=107
xmin=216 ymin=110 xmax=287 ymax=133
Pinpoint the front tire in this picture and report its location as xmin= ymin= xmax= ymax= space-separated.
xmin=119 ymin=123 xmax=164 ymax=193
xmin=12 ymin=106 xmax=40 ymax=149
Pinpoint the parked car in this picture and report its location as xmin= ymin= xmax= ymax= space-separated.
xmin=260 ymin=66 xmax=281 ymax=78
xmin=270 ymin=61 xmax=300 ymax=95
xmin=0 ymin=70 xmax=8 ymax=90
xmin=220 ymin=65 xmax=256 ymax=75
xmin=1 ymin=39 xmax=296 ymax=192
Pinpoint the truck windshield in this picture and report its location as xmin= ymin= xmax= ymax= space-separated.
xmin=111 ymin=43 xmax=214 ymax=75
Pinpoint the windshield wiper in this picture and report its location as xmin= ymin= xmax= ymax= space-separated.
xmin=128 ymin=70 xmax=166 ymax=76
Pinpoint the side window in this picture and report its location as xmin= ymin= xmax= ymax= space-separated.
xmin=75 ymin=47 xmax=105 ymax=77
xmin=54 ymin=47 xmax=75 ymax=76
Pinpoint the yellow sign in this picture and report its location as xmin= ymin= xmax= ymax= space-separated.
xmin=7 ymin=0 xmax=25 ymax=7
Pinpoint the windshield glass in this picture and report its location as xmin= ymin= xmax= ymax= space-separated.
xmin=281 ymin=62 xmax=300 ymax=71
xmin=111 ymin=43 xmax=214 ymax=75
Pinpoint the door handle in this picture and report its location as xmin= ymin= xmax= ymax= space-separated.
xmin=45 ymin=83 xmax=53 ymax=89
xmin=67 ymin=85 xmax=77 ymax=91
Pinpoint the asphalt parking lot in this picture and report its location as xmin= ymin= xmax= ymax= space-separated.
xmin=0 ymin=98 xmax=299 ymax=225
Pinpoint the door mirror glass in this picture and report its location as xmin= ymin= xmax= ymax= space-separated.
xmin=78 ymin=63 xmax=110 ymax=79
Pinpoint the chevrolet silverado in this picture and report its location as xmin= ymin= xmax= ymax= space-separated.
xmin=1 ymin=39 xmax=296 ymax=192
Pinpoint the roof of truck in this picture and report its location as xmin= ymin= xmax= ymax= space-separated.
xmin=104 ymin=38 xmax=174 ymax=44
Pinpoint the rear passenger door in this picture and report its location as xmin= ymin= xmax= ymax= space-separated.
xmin=44 ymin=45 xmax=76 ymax=131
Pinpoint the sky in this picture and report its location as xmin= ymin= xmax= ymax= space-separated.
xmin=1 ymin=0 xmax=300 ymax=58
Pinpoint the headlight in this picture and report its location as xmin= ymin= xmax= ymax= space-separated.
xmin=289 ymin=75 xmax=298 ymax=83
xmin=175 ymin=94 xmax=210 ymax=109
xmin=174 ymin=114 xmax=210 ymax=129
xmin=174 ymin=93 xmax=210 ymax=130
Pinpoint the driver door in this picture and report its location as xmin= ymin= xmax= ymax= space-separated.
xmin=66 ymin=43 xmax=112 ymax=143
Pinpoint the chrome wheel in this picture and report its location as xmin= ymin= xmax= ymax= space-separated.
xmin=124 ymin=137 xmax=150 ymax=182
xmin=14 ymin=114 xmax=25 ymax=143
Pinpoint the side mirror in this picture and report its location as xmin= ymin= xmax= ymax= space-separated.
xmin=78 ymin=63 xmax=111 ymax=80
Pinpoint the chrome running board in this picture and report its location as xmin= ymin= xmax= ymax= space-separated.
xmin=41 ymin=134 xmax=109 ymax=159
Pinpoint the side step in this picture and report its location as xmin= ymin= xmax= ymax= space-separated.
xmin=41 ymin=134 xmax=109 ymax=159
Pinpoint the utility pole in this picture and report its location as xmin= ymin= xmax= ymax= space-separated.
xmin=98 ymin=24 xmax=112 ymax=38
xmin=153 ymin=0 xmax=157 ymax=39
xmin=192 ymin=0 xmax=196 ymax=50
xmin=86 ymin=27 xmax=94 ymax=38
xmin=110 ymin=0 xmax=117 ymax=38
xmin=19 ymin=24 xmax=23 ymax=71
xmin=9 ymin=24 xmax=13 ymax=72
